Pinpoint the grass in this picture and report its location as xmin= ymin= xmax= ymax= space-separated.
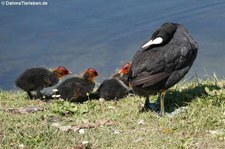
xmin=0 ymin=78 xmax=225 ymax=149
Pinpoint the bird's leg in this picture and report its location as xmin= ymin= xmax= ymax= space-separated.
xmin=140 ymin=95 xmax=150 ymax=112
xmin=142 ymin=95 xmax=158 ymax=112
xmin=27 ymin=91 xmax=33 ymax=99
xmin=153 ymin=92 xmax=161 ymax=106
xmin=159 ymin=90 xmax=166 ymax=116
xmin=37 ymin=90 xmax=42 ymax=99
xmin=144 ymin=95 xmax=150 ymax=109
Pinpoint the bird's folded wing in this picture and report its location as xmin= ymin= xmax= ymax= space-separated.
xmin=131 ymin=72 xmax=170 ymax=88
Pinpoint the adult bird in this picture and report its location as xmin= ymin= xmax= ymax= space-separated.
xmin=125 ymin=22 xmax=198 ymax=115
xmin=96 ymin=63 xmax=131 ymax=100
xmin=15 ymin=66 xmax=71 ymax=99
xmin=54 ymin=68 xmax=99 ymax=103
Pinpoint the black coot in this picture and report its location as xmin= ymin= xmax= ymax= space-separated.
xmin=127 ymin=23 xmax=198 ymax=115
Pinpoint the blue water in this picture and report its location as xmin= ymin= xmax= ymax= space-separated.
xmin=1 ymin=0 xmax=225 ymax=90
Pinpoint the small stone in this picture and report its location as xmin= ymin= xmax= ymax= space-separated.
xmin=19 ymin=144 xmax=24 ymax=149
xmin=138 ymin=119 xmax=145 ymax=125
xmin=78 ymin=129 xmax=85 ymax=134
xmin=108 ymin=106 xmax=116 ymax=109
xmin=113 ymin=130 xmax=121 ymax=134
xmin=51 ymin=122 xmax=60 ymax=127
xmin=82 ymin=141 xmax=89 ymax=145
xmin=99 ymin=98 xmax=105 ymax=102
xmin=59 ymin=126 xmax=71 ymax=132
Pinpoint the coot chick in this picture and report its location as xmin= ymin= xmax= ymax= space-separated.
xmin=126 ymin=23 xmax=198 ymax=115
xmin=55 ymin=68 xmax=99 ymax=103
xmin=15 ymin=66 xmax=71 ymax=99
xmin=96 ymin=63 xmax=131 ymax=100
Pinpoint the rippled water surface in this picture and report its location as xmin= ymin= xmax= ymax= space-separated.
xmin=1 ymin=0 xmax=225 ymax=90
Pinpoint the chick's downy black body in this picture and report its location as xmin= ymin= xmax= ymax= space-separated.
xmin=96 ymin=63 xmax=131 ymax=100
xmin=16 ymin=66 xmax=71 ymax=99
xmin=128 ymin=23 xmax=198 ymax=114
xmin=57 ymin=77 xmax=95 ymax=103
xmin=96 ymin=78 xmax=129 ymax=100
xmin=16 ymin=68 xmax=59 ymax=99
xmin=55 ymin=68 xmax=98 ymax=103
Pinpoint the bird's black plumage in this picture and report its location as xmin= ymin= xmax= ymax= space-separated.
xmin=96 ymin=63 xmax=131 ymax=100
xmin=96 ymin=78 xmax=129 ymax=100
xmin=128 ymin=22 xmax=198 ymax=114
xmin=15 ymin=66 xmax=70 ymax=99
xmin=55 ymin=68 xmax=98 ymax=103
xmin=56 ymin=77 xmax=95 ymax=103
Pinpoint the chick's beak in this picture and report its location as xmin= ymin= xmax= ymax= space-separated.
xmin=118 ymin=69 xmax=123 ymax=74
xmin=95 ymin=71 xmax=99 ymax=77
xmin=114 ymin=69 xmax=125 ymax=78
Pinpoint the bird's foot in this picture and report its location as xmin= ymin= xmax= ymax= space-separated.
xmin=158 ymin=110 xmax=164 ymax=116
xmin=140 ymin=102 xmax=159 ymax=113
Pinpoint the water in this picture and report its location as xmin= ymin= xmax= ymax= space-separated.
xmin=1 ymin=0 xmax=225 ymax=90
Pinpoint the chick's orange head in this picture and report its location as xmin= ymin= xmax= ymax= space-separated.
xmin=86 ymin=68 xmax=99 ymax=77
xmin=53 ymin=66 xmax=72 ymax=78
xmin=83 ymin=68 xmax=99 ymax=82
xmin=118 ymin=63 xmax=131 ymax=75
